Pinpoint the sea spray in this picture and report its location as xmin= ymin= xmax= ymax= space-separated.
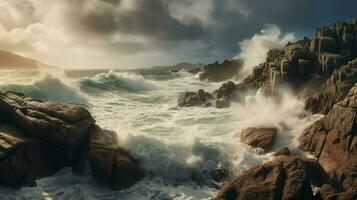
xmin=0 ymin=73 xmax=87 ymax=104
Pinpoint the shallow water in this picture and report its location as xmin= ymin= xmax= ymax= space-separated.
xmin=0 ymin=68 xmax=323 ymax=200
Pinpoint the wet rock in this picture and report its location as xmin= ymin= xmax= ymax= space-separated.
xmin=300 ymin=85 xmax=357 ymax=189
xmin=240 ymin=128 xmax=277 ymax=153
xmin=0 ymin=124 xmax=63 ymax=187
xmin=188 ymin=67 xmax=202 ymax=74
xmin=0 ymin=91 xmax=94 ymax=166
xmin=274 ymin=147 xmax=291 ymax=157
xmin=305 ymin=58 xmax=357 ymax=114
xmin=199 ymin=59 xmax=243 ymax=82
xmin=216 ymin=97 xmax=231 ymax=109
xmin=214 ymin=156 xmax=332 ymax=200
xmin=88 ymin=125 xmax=143 ymax=190
xmin=178 ymin=89 xmax=213 ymax=107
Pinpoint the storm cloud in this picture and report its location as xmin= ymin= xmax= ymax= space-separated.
xmin=0 ymin=0 xmax=355 ymax=68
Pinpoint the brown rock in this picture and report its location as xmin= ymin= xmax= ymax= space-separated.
xmin=274 ymin=147 xmax=291 ymax=156
xmin=199 ymin=59 xmax=243 ymax=82
xmin=0 ymin=91 xmax=94 ymax=166
xmin=177 ymin=89 xmax=213 ymax=107
xmin=300 ymin=85 xmax=357 ymax=189
xmin=305 ymin=58 xmax=357 ymax=114
xmin=241 ymin=128 xmax=277 ymax=152
xmin=88 ymin=125 xmax=143 ymax=190
xmin=0 ymin=124 xmax=62 ymax=187
xmin=214 ymin=156 xmax=331 ymax=200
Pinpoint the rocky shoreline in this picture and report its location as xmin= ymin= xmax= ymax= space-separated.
xmin=176 ymin=20 xmax=357 ymax=199
xmin=0 ymin=91 xmax=143 ymax=189
xmin=0 ymin=20 xmax=356 ymax=200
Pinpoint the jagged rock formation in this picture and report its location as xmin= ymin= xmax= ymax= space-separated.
xmin=199 ymin=59 xmax=243 ymax=82
xmin=89 ymin=125 xmax=143 ymax=189
xmin=240 ymin=128 xmax=277 ymax=153
xmin=305 ymin=58 xmax=357 ymax=114
xmin=215 ymin=156 xmax=333 ymax=200
xmin=177 ymin=89 xmax=213 ymax=107
xmin=300 ymin=84 xmax=357 ymax=189
xmin=0 ymin=91 xmax=143 ymax=189
xmin=211 ymin=20 xmax=357 ymax=109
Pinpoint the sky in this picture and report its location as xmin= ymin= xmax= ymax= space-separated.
xmin=0 ymin=0 xmax=356 ymax=68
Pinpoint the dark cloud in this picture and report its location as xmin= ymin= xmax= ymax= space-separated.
xmin=79 ymin=0 xmax=204 ymax=40
xmin=202 ymin=0 xmax=357 ymax=58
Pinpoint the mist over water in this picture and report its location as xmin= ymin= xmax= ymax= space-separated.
xmin=0 ymin=68 xmax=322 ymax=199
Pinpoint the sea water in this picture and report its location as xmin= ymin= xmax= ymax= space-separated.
xmin=0 ymin=68 xmax=323 ymax=200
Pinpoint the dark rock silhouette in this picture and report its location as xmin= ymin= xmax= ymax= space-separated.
xmin=199 ymin=59 xmax=243 ymax=82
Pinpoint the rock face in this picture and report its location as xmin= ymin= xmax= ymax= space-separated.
xmin=305 ymin=58 xmax=357 ymax=114
xmin=240 ymin=128 xmax=277 ymax=152
xmin=199 ymin=59 xmax=243 ymax=82
xmin=178 ymin=89 xmax=213 ymax=107
xmin=88 ymin=125 xmax=143 ymax=189
xmin=215 ymin=81 xmax=236 ymax=108
xmin=215 ymin=20 xmax=357 ymax=101
xmin=0 ymin=91 xmax=143 ymax=189
xmin=0 ymin=124 xmax=62 ymax=186
xmin=300 ymin=85 xmax=357 ymax=189
xmin=0 ymin=91 xmax=94 ymax=166
xmin=215 ymin=156 xmax=332 ymax=200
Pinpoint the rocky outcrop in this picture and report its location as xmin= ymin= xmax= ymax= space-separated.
xmin=0 ymin=91 xmax=143 ymax=189
xmin=188 ymin=67 xmax=202 ymax=74
xmin=215 ymin=81 xmax=236 ymax=108
xmin=305 ymin=58 xmax=357 ymax=114
xmin=0 ymin=124 xmax=62 ymax=186
xmin=240 ymin=128 xmax=277 ymax=153
xmin=89 ymin=125 xmax=143 ymax=189
xmin=215 ymin=156 xmax=333 ymax=200
xmin=199 ymin=59 xmax=243 ymax=82
xmin=0 ymin=91 xmax=94 ymax=166
xmin=178 ymin=89 xmax=213 ymax=107
xmin=300 ymin=85 xmax=357 ymax=189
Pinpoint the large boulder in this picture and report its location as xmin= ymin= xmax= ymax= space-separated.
xmin=177 ymin=89 xmax=213 ymax=107
xmin=215 ymin=156 xmax=332 ymax=200
xmin=300 ymin=85 xmax=357 ymax=189
xmin=0 ymin=124 xmax=62 ymax=186
xmin=305 ymin=58 xmax=357 ymax=114
xmin=88 ymin=125 xmax=143 ymax=189
xmin=240 ymin=128 xmax=277 ymax=153
xmin=0 ymin=91 xmax=94 ymax=166
xmin=199 ymin=59 xmax=243 ymax=82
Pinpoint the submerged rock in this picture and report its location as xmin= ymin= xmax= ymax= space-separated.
xmin=240 ymin=128 xmax=277 ymax=153
xmin=300 ymin=84 xmax=357 ymax=189
xmin=215 ymin=156 xmax=332 ymax=200
xmin=178 ymin=89 xmax=213 ymax=107
xmin=88 ymin=125 xmax=143 ymax=190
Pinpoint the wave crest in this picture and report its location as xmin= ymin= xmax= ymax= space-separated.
xmin=78 ymin=70 xmax=158 ymax=93
xmin=0 ymin=74 xmax=86 ymax=104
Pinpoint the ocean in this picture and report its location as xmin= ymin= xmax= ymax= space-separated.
xmin=0 ymin=68 xmax=323 ymax=200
